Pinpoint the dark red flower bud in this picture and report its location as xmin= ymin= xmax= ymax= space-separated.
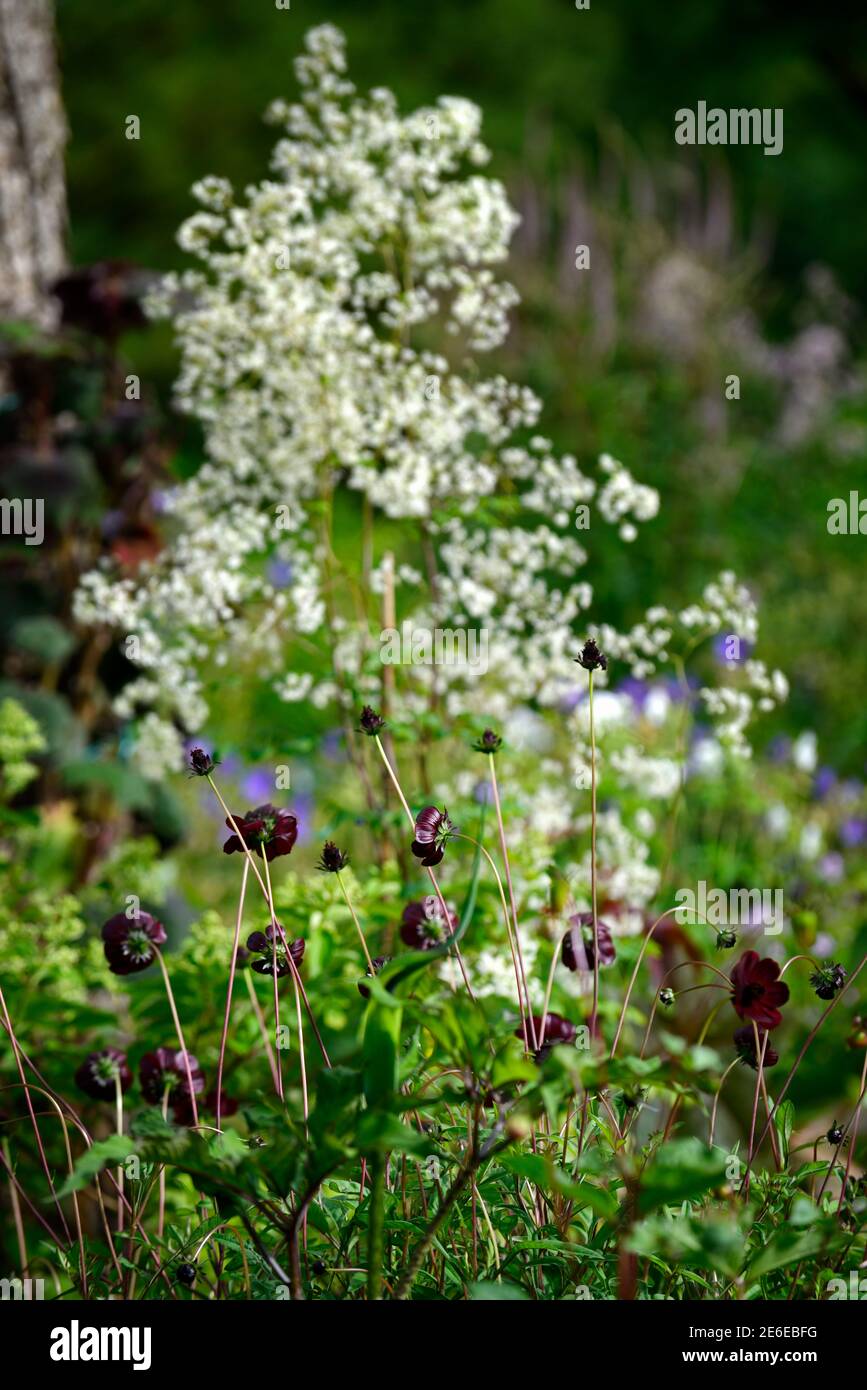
xmin=411 ymin=806 xmax=454 ymax=867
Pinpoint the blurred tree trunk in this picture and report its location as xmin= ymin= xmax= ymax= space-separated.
xmin=0 ymin=0 xmax=67 ymax=325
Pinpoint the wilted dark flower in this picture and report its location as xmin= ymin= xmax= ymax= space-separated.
xmin=516 ymin=1012 xmax=577 ymax=1061
xmin=223 ymin=804 xmax=298 ymax=861
xmin=810 ymin=962 xmax=847 ymax=1001
xmin=101 ymin=910 xmax=167 ymax=975
xmin=358 ymin=705 xmax=386 ymax=737
xmin=561 ymin=913 xmax=616 ymax=972
xmin=246 ymin=925 xmax=305 ymax=977
xmin=187 ymin=747 xmax=217 ymax=777
xmin=574 ymin=638 xmax=607 ymax=672
xmin=473 ymin=729 xmax=503 ymax=755
xmin=411 ymin=806 xmax=455 ymax=867
xmin=74 ymin=1048 xmax=133 ymax=1101
xmin=716 ymin=928 xmax=738 ymax=950
xmin=400 ymin=896 xmax=458 ymax=949
xmin=358 ymin=955 xmax=392 ymax=999
xmin=175 ymin=1263 xmax=197 ymax=1287
xmin=317 ymin=841 xmax=349 ymax=873
xmin=733 ymin=1026 xmax=779 ymax=1070
xmin=658 ymin=987 xmax=676 ymax=1009
xmin=826 ymin=1124 xmax=845 ymax=1146
xmin=139 ymin=1048 xmax=204 ymax=1124
xmin=729 ymin=951 xmax=789 ymax=1030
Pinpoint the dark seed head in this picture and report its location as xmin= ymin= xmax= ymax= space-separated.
xmin=358 ymin=705 xmax=386 ymax=737
xmin=188 ymin=747 xmax=217 ymax=777
xmin=317 ymin=840 xmax=350 ymax=873
xmin=810 ymin=963 xmax=847 ymax=1001
xmin=473 ymin=728 xmax=503 ymax=755
xmin=574 ymin=637 xmax=607 ymax=672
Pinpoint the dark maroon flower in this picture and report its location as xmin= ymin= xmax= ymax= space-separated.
xmin=358 ymin=955 xmax=392 ymax=999
xmin=410 ymin=805 xmax=454 ymax=867
xmin=317 ymin=841 xmax=349 ymax=873
xmin=810 ymin=962 xmax=847 ymax=1001
xmin=473 ymin=729 xmax=503 ymax=755
xmin=246 ymin=925 xmax=305 ymax=977
xmin=203 ymin=1088 xmax=239 ymax=1119
xmin=516 ymin=1012 xmax=577 ymax=1061
xmin=826 ymin=1124 xmax=845 ymax=1146
xmin=139 ymin=1048 xmax=204 ymax=1124
xmin=223 ymin=804 xmax=298 ymax=861
xmin=574 ymin=638 xmax=607 ymax=672
xmin=561 ymin=913 xmax=616 ymax=972
xmin=729 ymin=950 xmax=789 ymax=1030
xmin=188 ymin=747 xmax=217 ymax=777
xmin=74 ymin=1049 xmax=133 ymax=1101
xmin=733 ymin=1026 xmax=779 ymax=1070
xmin=400 ymin=896 xmax=458 ymax=949
xmin=101 ymin=910 xmax=167 ymax=975
xmin=358 ymin=705 xmax=386 ymax=736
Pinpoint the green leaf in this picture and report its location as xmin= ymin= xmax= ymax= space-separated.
xmin=774 ymin=1099 xmax=795 ymax=1166
xmin=469 ymin=1280 xmax=529 ymax=1300
xmin=637 ymin=1139 xmax=728 ymax=1214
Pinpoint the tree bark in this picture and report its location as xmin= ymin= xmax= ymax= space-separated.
xmin=0 ymin=0 xmax=67 ymax=325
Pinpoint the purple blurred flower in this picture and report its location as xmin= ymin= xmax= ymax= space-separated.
xmin=817 ymin=852 xmax=845 ymax=883
xmin=840 ymin=817 xmax=867 ymax=849
xmin=267 ymin=558 xmax=293 ymax=589
xmin=813 ymin=766 xmax=837 ymax=799
xmin=242 ymin=769 xmax=274 ymax=803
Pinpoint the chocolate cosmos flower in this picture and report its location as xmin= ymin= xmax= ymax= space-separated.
xmin=411 ymin=806 xmax=454 ymax=867
xmin=101 ymin=910 xmax=167 ymax=975
xmin=574 ymin=638 xmax=607 ymax=672
xmin=74 ymin=1049 xmax=133 ymax=1101
xmin=472 ymin=729 xmax=503 ymax=754
xmin=733 ymin=1026 xmax=779 ymax=1070
xmin=561 ymin=913 xmax=616 ymax=972
xmin=223 ymin=804 xmax=298 ymax=861
xmin=400 ymin=896 xmax=458 ymax=949
xmin=246 ymin=926 xmax=305 ymax=977
xmin=139 ymin=1048 xmax=204 ymax=1125
xmin=729 ymin=950 xmax=789 ymax=1030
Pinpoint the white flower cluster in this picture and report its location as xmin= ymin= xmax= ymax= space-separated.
xmin=74 ymin=24 xmax=786 ymax=787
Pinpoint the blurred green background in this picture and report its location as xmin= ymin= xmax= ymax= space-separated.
xmin=49 ymin=0 xmax=867 ymax=765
